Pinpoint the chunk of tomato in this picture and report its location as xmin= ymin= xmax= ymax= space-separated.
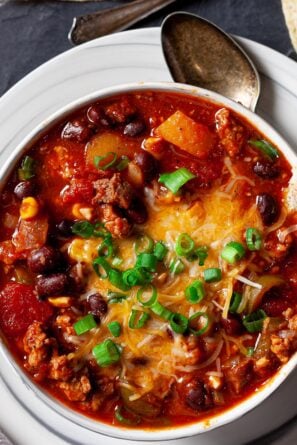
xmin=0 ymin=282 xmax=53 ymax=338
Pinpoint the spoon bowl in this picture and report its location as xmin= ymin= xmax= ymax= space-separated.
xmin=161 ymin=12 xmax=260 ymax=111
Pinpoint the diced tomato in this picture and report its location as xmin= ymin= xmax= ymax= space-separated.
xmin=61 ymin=178 xmax=94 ymax=204
xmin=0 ymin=282 xmax=53 ymax=338
xmin=0 ymin=240 xmax=25 ymax=265
xmin=12 ymin=216 xmax=48 ymax=253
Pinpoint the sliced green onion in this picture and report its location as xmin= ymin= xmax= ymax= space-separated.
xmin=73 ymin=314 xmax=97 ymax=336
xmin=229 ymin=292 xmax=242 ymax=313
xmin=246 ymin=228 xmax=262 ymax=251
xmin=175 ymin=233 xmax=195 ymax=256
xmin=185 ymin=280 xmax=205 ymax=303
xmin=221 ymin=241 xmax=245 ymax=264
xmin=114 ymin=406 xmax=140 ymax=425
xmin=122 ymin=267 xmax=149 ymax=287
xmin=135 ymin=253 xmax=157 ymax=271
xmin=195 ymin=246 xmax=208 ymax=266
xmin=248 ymin=139 xmax=279 ymax=160
xmin=169 ymin=313 xmax=189 ymax=334
xmin=128 ymin=309 xmax=150 ymax=329
xmin=18 ymin=156 xmax=36 ymax=180
xmin=72 ymin=221 xmax=95 ymax=238
xmin=189 ymin=312 xmax=210 ymax=336
xmin=169 ymin=257 xmax=185 ymax=275
xmin=137 ymin=285 xmax=157 ymax=307
xmin=204 ymin=268 xmax=222 ymax=283
xmin=243 ymin=309 xmax=267 ymax=333
xmin=151 ymin=301 xmax=172 ymax=320
xmin=246 ymin=347 xmax=254 ymax=357
xmin=116 ymin=156 xmax=130 ymax=171
xmin=93 ymin=257 xmax=111 ymax=278
xmin=134 ymin=235 xmax=154 ymax=254
xmin=107 ymin=291 xmax=127 ymax=304
xmin=107 ymin=321 xmax=121 ymax=337
xmin=153 ymin=242 xmax=168 ymax=261
xmin=93 ymin=222 xmax=109 ymax=238
xmin=159 ymin=167 xmax=196 ymax=194
xmin=94 ymin=151 xmax=118 ymax=170
xmin=112 ymin=257 xmax=123 ymax=267
xmin=98 ymin=235 xmax=114 ymax=258
xmin=109 ymin=268 xmax=130 ymax=291
xmin=92 ymin=339 xmax=121 ymax=367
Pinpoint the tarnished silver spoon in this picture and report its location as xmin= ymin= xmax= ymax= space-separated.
xmin=161 ymin=12 xmax=260 ymax=111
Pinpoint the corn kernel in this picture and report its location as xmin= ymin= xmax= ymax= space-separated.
xmin=72 ymin=203 xmax=93 ymax=220
xmin=20 ymin=197 xmax=39 ymax=220
xmin=48 ymin=296 xmax=72 ymax=308
xmin=208 ymin=375 xmax=223 ymax=390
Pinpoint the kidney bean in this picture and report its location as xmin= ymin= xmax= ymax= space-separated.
xmin=88 ymin=293 xmax=108 ymax=318
xmin=256 ymin=193 xmax=279 ymax=225
xmin=36 ymin=273 xmax=68 ymax=297
xmin=87 ymin=105 xmax=110 ymax=127
xmin=124 ymin=120 xmax=146 ymax=137
xmin=28 ymin=246 xmax=62 ymax=274
xmin=134 ymin=150 xmax=158 ymax=182
xmin=221 ymin=315 xmax=243 ymax=335
xmin=125 ymin=197 xmax=148 ymax=224
xmin=14 ymin=181 xmax=35 ymax=200
xmin=56 ymin=219 xmax=73 ymax=238
xmin=253 ymin=161 xmax=280 ymax=179
xmin=62 ymin=120 xmax=92 ymax=143
xmin=185 ymin=380 xmax=212 ymax=411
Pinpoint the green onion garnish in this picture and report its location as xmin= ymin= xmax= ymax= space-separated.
xmin=153 ymin=242 xmax=168 ymax=261
xmin=135 ymin=253 xmax=157 ymax=271
xmin=73 ymin=314 xmax=97 ymax=336
xmin=72 ymin=221 xmax=95 ymax=239
xmin=93 ymin=257 xmax=111 ymax=278
xmin=189 ymin=311 xmax=210 ymax=336
xmin=107 ymin=321 xmax=121 ymax=337
xmin=159 ymin=167 xmax=196 ymax=194
xmin=248 ymin=139 xmax=279 ymax=160
xmin=187 ymin=246 xmax=208 ymax=265
xmin=246 ymin=228 xmax=262 ymax=251
xmin=169 ymin=257 xmax=185 ymax=275
xmin=243 ymin=309 xmax=267 ymax=333
xmin=150 ymin=301 xmax=172 ymax=320
xmin=94 ymin=151 xmax=118 ymax=170
xmin=109 ymin=268 xmax=130 ymax=291
xmin=18 ymin=156 xmax=36 ymax=180
xmin=175 ymin=233 xmax=195 ymax=256
xmin=134 ymin=235 xmax=154 ymax=254
xmin=116 ymin=156 xmax=130 ymax=171
xmin=128 ymin=309 xmax=150 ymax=329
xmin=107 ymin=291 xmax=127 ymax=304
xmin=122 ymin=267 xmax=151 ymax=287
xmin=93 ymin=222 xmax=109 ymax=238
xmin=185 ymin=280 xmax=205 ymax=303
xmin=114 ymin=406 xmax=140 ymax=425
xmin=98 ymin=235 xmax=114 ymax=258
xmin=221 ymin=241 xmax=245 ymax=264
xmin=137 ymin=284 xmax=157 ymax=307
xmin=246 ymin=347 xmax=255 ymax=357
xmin=169 ymin=313 xmax=189 ymax=334
xmin=92 ymin=339 xmax=121 ymax=367
xmin=229 ymin=292 xmax=242 ymax=313
xmin=204 ymin=268 xmax=222 ymax=283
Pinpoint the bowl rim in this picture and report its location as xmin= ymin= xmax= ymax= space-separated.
xmin=0 ymin=80 xmax=297 ymax=442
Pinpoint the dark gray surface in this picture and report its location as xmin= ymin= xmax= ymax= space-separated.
xmin=0 ymin=0 xmax=294 ymax=96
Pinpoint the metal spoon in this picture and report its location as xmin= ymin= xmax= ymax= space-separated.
xmin=161 ymin=12 xmax=260 ymax=111
xmin=69 ymin=0 xmax=176 ymax=45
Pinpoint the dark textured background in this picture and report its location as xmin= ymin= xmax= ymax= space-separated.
xmin=0 ymin=0 xmax=295 ymax=97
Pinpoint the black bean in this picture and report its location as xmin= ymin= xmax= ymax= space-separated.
xmin=124 ymin=120 xmax=146 ymax=137
xmin=88 ymin=293 xmax=108 ymax=318
xmin=36 ymin=273 xmax=68 ymax=297
xmin=56 ymin=219 xmax=74 ymax=238
xmin=28 ymin=246 xmax=61 ymax=274
xmin=221 ymin=315 xmax=243 ymax=335
xmin=125 ymin=198 xmax=148 ymax=224
xmin=14 ymin=181 xmax=35 ymax=200
xmin=131 ymin=357 xmax=148 ymax=366
xmin=253 ymin=161 xmax=280 ymax=179
xmin=62 ymin=120 xmax=92 ymax=143
xmin=134 ymin=150 xmax=158 ymax=182
xmin=185 ymin=380 xmax=207 ymax=411
xmin=256 ymin=193 xmax=279 ymax=226
xmin=87 ymin=105 xmax=102 ymax=125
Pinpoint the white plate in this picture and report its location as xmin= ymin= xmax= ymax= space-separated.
xmin=0 ymin=27 xmax=297 ymax=445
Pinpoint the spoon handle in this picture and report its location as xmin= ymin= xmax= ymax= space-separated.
xmin=69 ymin=0 xmax=176 ymax=45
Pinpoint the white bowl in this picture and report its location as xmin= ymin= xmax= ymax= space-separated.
xmin=1 ymin=81 xmax=297 ymax=442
